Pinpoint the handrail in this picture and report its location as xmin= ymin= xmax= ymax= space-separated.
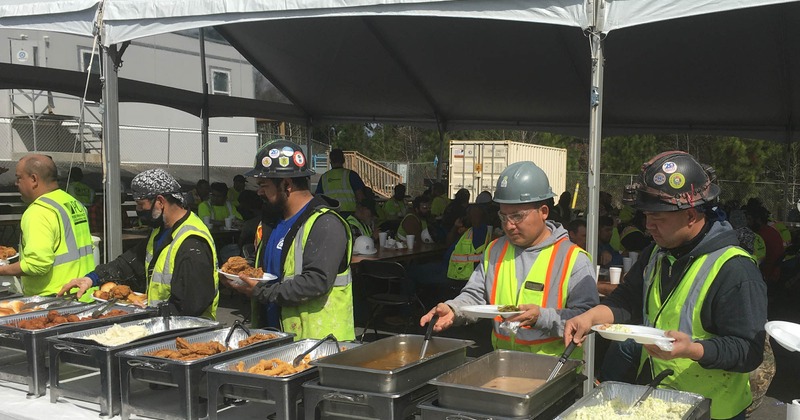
xmin=343 ymin=151 xmax=401 ymax=199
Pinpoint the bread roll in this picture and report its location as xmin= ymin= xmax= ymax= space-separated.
xmin=0 ymin=308 xmax=14 ymax=316
xmin=100 ymin=282 xmax=117 ymax=292
xmin=8 ymin=300 xmax=23 ymax=314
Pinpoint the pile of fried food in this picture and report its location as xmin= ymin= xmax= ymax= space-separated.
xmin=0 ymin=246 xmax=16 ymax=260
xmin=235 ymin=354 xmax=312 ymax=377
xmin=498 ymin=305 xmax=520 ymax=312
xmin=17 ymin=309 xmax=128 ymax=330
xmin=0 ymin=300 xmax=37 ymax=316
xmin=145 ymin=333 xmax=278 ymax=361
xmin=93 ymin=282 xmax=147 ymax=305
xmin=221 ymin=256 xmax=264 ymax=278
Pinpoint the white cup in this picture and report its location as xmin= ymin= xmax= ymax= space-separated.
xmin=622 ymin=256 xmax=633 ymax=274
xmin=595 ymin=265 xmax=601 ymax=283
xmin=91 ymin=235 xmax=101 ymax=266
xmin=224 ymin=217 xmax=234 ymax=230
xmin=406 ymin=234 xmax=416 ymax=249
xmin=609 ymin=266 xmax=622 ymax=284
xmin=202 ymin=216 xmax=212 ymax=227
xmin=628 ymin=251 xmax=639 ymax=263
xmin=379 ymin=232 xmax=388 ymax=248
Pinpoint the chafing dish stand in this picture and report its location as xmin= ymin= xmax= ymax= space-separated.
xmin=303 ymin=379 xmax=436 ymax=420
xmin=47 ymin=316 xmax=219 ymax=418
xmin=118 ymin=328 xmax=293 ymax=420
xmin=0 ymin=304 xmax=150 ymax=397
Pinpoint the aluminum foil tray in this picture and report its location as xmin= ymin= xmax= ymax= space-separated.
xmin=431 ymin=350 xmax=583 ymax=417
xmin=0 ymin=303 xmax=148 ymax=331
xmin=209 ymin=339 xmax=361 ymax=380
xmin=121 ymin=328 xmax=294 ymax=364
xmin=555 ymin=381 xmax=710 ymax=420
xmin=0 ymin=295 xmax=85 ymax=313
xmin=55 ymin=316 xmax=220 ymax=347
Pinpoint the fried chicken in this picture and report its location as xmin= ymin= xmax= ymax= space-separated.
xmin=235 ymin=355 xmax=312 ymax=376
xmin=221 ymin=256 xmax=264 ymax=278
xmin=16 ymin=309 xmax=129 ymax=330
xmin=0 ymin=246 xmax=16 ymax=260
xmin=110 ymin=285 xmax=132 ymax=299
xmin=237 ymin=333 xmax=278 ymax=348
xmin=145 ymin=337 xmax=227 ymax=360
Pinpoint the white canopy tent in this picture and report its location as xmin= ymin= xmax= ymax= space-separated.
xmin=3 ymin=0 xmax=800 ymax=389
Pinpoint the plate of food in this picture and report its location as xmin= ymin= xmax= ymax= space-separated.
xmin=460 ymin=304 xmax=524 ymax=319
xmin=766 ymin=320 xmax=800 ymax=352
xmin=93 ymin=282 xmax=147 ymax=306
xmin=0 ymin=246 xmax=18 ymax=263
xmin=591 ymin=323 xmax=676 ymax=345
xmin=219 ymin=256 xmax=277 ymax=283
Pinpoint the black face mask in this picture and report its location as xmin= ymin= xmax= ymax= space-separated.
xmin=137 ymin=200 xmax=164 ymax=229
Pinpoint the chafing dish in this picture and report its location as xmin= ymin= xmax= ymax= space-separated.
xmin=0 ymin=295 xmax=84 ymax=313
xmin=118 ymin=327 xmax=294 ymax=420
xmin=0 ymin=303 xmax=150 ymax=397
xmin=429 ymin=350 xmax=583 ymax=417
xmin=47 ymin=316 xmax=220 ymax=418
xmin=312 ymin=334 xmax=473 ymax=394
xmin=205 ymin=339 xmax=360 ymax=420
xmin=304 ymin=379 xmax=436 ymax=420
xmin=555 ymin=381 xmax=710 ymax=420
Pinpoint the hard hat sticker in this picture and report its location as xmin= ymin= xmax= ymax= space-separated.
xmin=281 ymin=147 xmax=294 ymax=157
xmin=500 ymin=176 xmax=508 ymax=188
xmin=669 ymin=173 xmax=685 ymax=189
xmin=268 ymin=148 xmax=280 ymax=159
xmin=262 ymin=157 xmax=272 ymax=168
xmin=279 ymin=156 xmax=290 ymax=167
xmin=293 ymin=151 xmax=305 ymax=167
xmin=662 ymin=161 xmax=678 ymax=174
xmin=653 ymin=173 xmax=666 ymax=185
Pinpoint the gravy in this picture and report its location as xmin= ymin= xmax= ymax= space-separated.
xmin=480 ymin=376 xmax=546 ymax=394
xmin=358 ymin=350 xmax=435 ymax=370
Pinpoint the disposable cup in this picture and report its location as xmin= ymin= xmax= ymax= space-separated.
xmin=379 ymin=232 xmax=388 ymax=248
xmin=609 ymin=266 xmax=622 ymax=284
xmin=622 ymin=256 xmax=633 ymax=273
xmin=406 ymin=234 xmax=416 ymax=249
xmin=595 ymin=265 xmax=601 ymax=283
xmin=224 ymin=217 xmax=234 ymax=230
xmin=628 ymin=251 xmax=639 ymax=263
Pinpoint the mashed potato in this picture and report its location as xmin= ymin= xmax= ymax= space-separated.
xmin=603 ymin=324 xmax=632 ymax=333
xmin=86 ymin=324 xmax=149 ymax=346
xmin=567 ymin=397 xmax=691 ymax=420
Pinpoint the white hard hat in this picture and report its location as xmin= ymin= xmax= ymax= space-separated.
xmin=353 ymin=236 xmax=377 ymax=255
xmin=421 ymin=229 xmax=434 ymax=244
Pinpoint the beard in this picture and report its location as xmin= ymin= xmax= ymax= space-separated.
xmin=261 ymin=192 xmax=287 ymax=224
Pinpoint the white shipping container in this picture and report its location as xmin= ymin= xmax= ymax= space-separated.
xmin=448 ymin=140 xmax=567 ymax=201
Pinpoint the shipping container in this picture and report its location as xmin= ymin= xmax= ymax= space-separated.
xmin=448 ymin=140 xmax=567 ymax=200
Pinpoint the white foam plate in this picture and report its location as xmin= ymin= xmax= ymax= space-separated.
xmin=94 ymin=292 xmax=147 ymax=306
xmin=460 ymin=304 xmax=524 ymax=319
xmin=0 ymin=253 xmax=18 ymax=262
xmin=591 ymin=324 xmax=675 ymax=345
xmin=766 ymin=320 xmax=800 ymax=352
xmin=217 ymin=269 xmax=277 ymax=282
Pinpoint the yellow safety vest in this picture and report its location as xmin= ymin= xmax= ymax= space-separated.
xmin=447 ymin=227 xmax=491 ymax=281
xmin=145 ymin=213 xmax=219 ymax=319
xmin=486 ymin=236 xmax=585 ymax=357
xmin=321 ymin=168 xmax=356 ymax=213
xmin=346 ymin=215 xmax=372 ymax=237
xmin=23 ymin=190 xmax=96 ymax=298
xmin=380 ymin=198 xmax=405 ymax=221
xmin=641 ymin=245 xmax=754 ymax=419
xmin=254 ymin=208 xmax=355 ymax=340
xmin=396 ymin=214 xmax=427 ymax=241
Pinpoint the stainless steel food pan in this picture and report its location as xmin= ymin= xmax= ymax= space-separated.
xmin=312 ymin=334 xmax=473 ymax=394
xmin=204 ymin=340 xmax=361 ymax=420
xmin=0 ymin=303 xmax=151 ymax=397
xmin=430 ymin=350 xmax=583 ymax=417
xmin=118 ymin=327 xmax=294 ymax=420
xmin=555 ymin=381 xmax=710 ymax=420
xmin=46 ymin=316 xmax=220 ymax=418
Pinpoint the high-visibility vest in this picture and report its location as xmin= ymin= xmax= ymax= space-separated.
xmin=67 ymin=181 xmax=94 ymax=206
xmin=641 ymin=245 xmax=754 ymax=419
xmin=23 ymin=190 xmax=96 ymax=297
xmin=200 ymin=200 xmax=236 ymax=221
xmin=346 ymin=215 xmax=372 ymax=237
xmin=485 ymin=236 xmax=585 ymax=357
xmin=145 ymin=213 xmax=219 ymax=319
xmin=254 ymin=208 xmax=355 ymax=340
xmin=381 ymin=198 xmax=406 ymax=221
xmin=396 ymin=214 xmax=427 ymax=241
xmin=321 ymin=168 xmax=357 ymax=212
xmin=447 ymin=227 xmax=491 ymax=281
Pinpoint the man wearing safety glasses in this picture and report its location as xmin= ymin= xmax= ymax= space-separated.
xmin=420 ymin=161 xmax=598 ymax=358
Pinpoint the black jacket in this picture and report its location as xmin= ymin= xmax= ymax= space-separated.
xmin=604 ymin=219 xmax=767 ymax=373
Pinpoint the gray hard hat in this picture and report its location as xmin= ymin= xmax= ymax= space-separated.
xmin=493 ymin=161 xmax=556 ymax=204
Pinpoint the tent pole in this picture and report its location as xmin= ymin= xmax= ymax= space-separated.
xmin=101 ymin=44 xmax=123 ymax=260
xmin=200 ymin=28 xmax=210 ymax=181
xmin=306 ymin=120 xmax=313 ymax=165
xmin=436 ymin=116 xmax=446 ymax=180
xmin=584 ymin=0 xmax=606 ymax=396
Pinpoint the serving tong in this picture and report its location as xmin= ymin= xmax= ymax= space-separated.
xmin=419 ymin=314 xmax=439 ymax=359
xmin=91 ymin=298 xmax=118 ymax=318
xmin=20 ymin=292 xmax=78 ymax=310
xmin=223 ymin=319 xmax=252 ymax=348
xmin=624 ymin=369 xmax=674 ymax=414
xmin=292 ymin=333 xmax=339 ymax=367
xmin=546 ymin=340 xmax=578 ymax=382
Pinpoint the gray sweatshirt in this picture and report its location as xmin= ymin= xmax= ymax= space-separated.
xmin=447 ymin=221 xmax=599 ymax=337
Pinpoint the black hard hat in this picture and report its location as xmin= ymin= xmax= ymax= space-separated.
xmin=245 ymin=139 xmax=315 ymax=179
xmin=623 ymin=151 xmax=720 ymax=212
